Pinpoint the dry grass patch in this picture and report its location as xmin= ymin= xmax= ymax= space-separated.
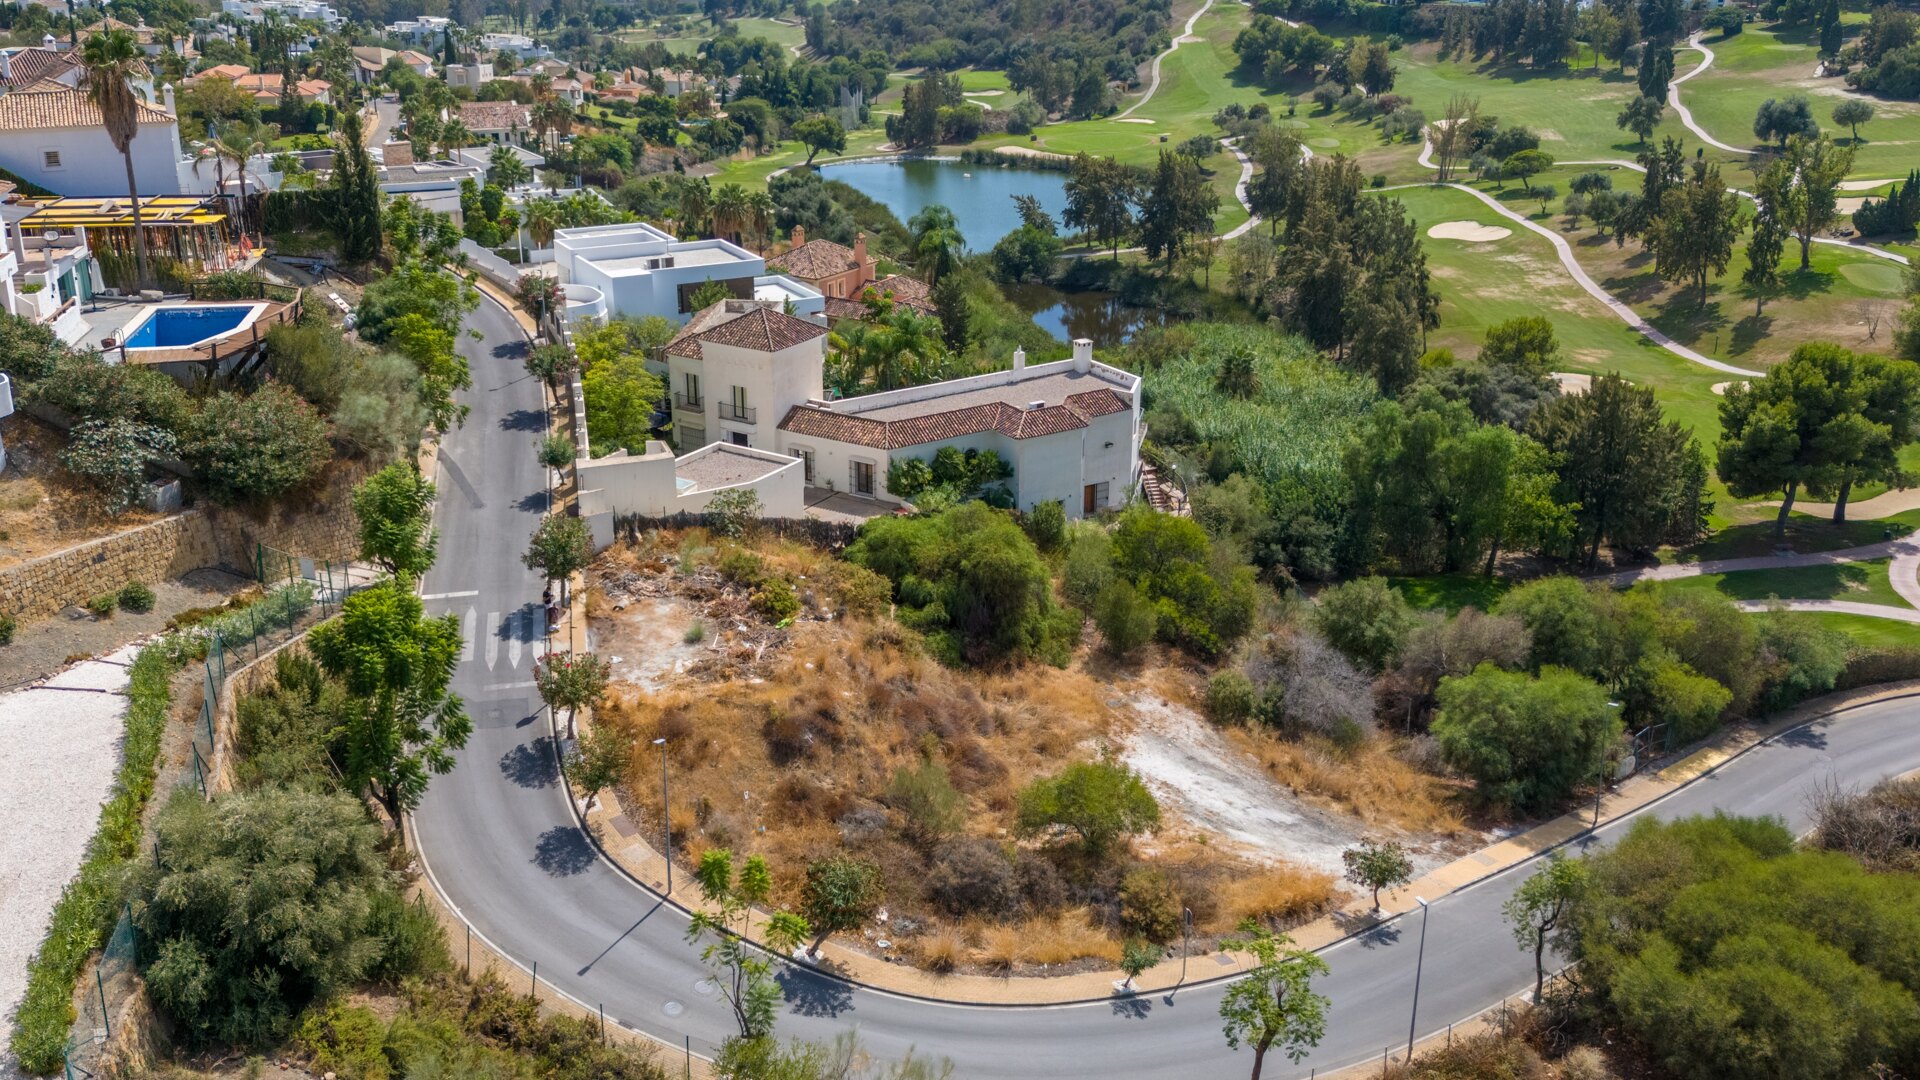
xmin=1228 ymin=729 xmax=1468 ymax=836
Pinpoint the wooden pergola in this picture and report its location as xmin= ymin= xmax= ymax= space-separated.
xmin=17 ymin=196 xmax=236 ymax=291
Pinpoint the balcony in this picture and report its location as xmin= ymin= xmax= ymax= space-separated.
xmin=674 ymin=391 xmax=704 ymax=413
xmin=716 ymin=401 xmax=756 ymax=423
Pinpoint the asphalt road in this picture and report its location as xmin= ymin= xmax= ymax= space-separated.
xmin=412 ymin=296 xmax=1920 ymax=1078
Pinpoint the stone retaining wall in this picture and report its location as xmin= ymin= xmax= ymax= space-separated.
xmin=0 ymin=514 xmax=222 ymax=622
xmin=0 ymin=459 xmax=374 ymax=623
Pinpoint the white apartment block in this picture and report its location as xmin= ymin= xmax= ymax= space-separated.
xmin=386 ymin=15 xmax=451 ymax=40
xmin=222 ymin=0 xmax=342 ymax=25
xmin=480 ymin=32 xmax=552 ymax=61
xmin=550 ymin=222 xmax=822 ymax=327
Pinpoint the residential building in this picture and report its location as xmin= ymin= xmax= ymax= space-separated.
xmin=221 ymin=0 xmax=342 ymax=26
xmin=184 ymin=66 xmax=331 ymax=104
xmin=765 ymin=226 xmax=875 ymax=299
xmin=350 ymin=46 xmax=432 ymax=83
xmin=480 ymin=32 xmax=551 ymax=61
xmin=385 ymin=15 xmax=451 ymax=41
xmin=572 ymin=303 xmax=1140 ymax=537
xmin=0 ymin=81 xmax=188 ymax=198
xmin=81 ymin=18 xmax=195 ymax=60
xmin=778 ymin=340 xmax=1140 ymax=517
xmin=445 ymin=62 xmax=495 ymax=93
xmin=0 ymin=195 xmax=92 ymax=343
xmin=513 ymin=72 xmax=582 ymax=105
xmin=0 ymin=42 xmax=81 ymax=91
xmin=550 ymin=221 xmax=823 ymax=326
xmin=457 ymin=100 xmax=529 ymax=143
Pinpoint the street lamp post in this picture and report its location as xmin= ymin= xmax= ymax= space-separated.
xmin=1406 ymin=896 xmax=1430 ymax=1063
xmin=653 ymin=737 xmax=671 ymax=895
xmin=1179 ymin=907 xmax=1192 ymax=988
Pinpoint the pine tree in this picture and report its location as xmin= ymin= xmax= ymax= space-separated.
xmin=332 ymin=111 xmax=384 ymax=263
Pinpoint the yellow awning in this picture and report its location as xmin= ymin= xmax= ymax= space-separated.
xmin=18 ymin=196 xmax=228 ymax=228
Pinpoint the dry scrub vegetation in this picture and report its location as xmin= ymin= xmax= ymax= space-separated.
xmin=587 ymin=529 xmax=1474 ymax=976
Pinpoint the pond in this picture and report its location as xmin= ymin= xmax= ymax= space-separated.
xmin=818 ymin=156 xmax=1070 ymax=252
xmin=1001 ymin=283 xmax=1169 ymax=348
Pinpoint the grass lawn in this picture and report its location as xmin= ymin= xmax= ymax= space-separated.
xmin=1655 ymin=558 xmax=1906 ymax=607
xmin=1459 ymin=165 xmax=1910 ymax=370
xmin=1796 ymin=611 xmax=1920 ymax=649
xmin=1390 ymin=41 xmax=1704 ymax=167
xmin=1679 ymin=22 xmax=1920 ymax=184
xmin=1384 ymin=184 xmax=1743 ymax=510
xmin=1387 ymin=573 xmax=1512 ymax=613
xmin=1665 ymin=508 xmax=1920 ymax=561
xmin=729 ymin=16 xmax=806 ymax=49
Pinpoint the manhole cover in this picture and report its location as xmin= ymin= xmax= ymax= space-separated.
xmin=663 ymin=1000 xmax=684 ymax=1017
xmin=693 ymin=978 xmax=716 ymax=996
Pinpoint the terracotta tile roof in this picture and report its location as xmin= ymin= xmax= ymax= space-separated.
xmin=0 ymin=82 xmax=174 ymax=131
xmin=863 ymin=274 xmax=936 ymax=314
xmin=192 ymin=63 xmax=251 ymax=81
xmin=822 ymin=295 xmax=867 ymax=321
xmin=459 ymin=101 xmax=530 ymax=131
xmin=778 ymin=385 xmax=1131 ymax=449
xmin=766 ymin=238 xmax=858 ymax=282
xmin=400 ymin=50 xmax=436 ymax=67
xmin=2 ymin=47 xmax=79 ymax=88
xmin=664 ymin=302 xmax=828 ymax=360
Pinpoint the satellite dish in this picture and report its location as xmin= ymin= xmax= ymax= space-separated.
xmin=41 ymin=227 xmax=60 ymax=241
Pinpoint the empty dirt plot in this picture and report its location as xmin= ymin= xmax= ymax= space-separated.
xmin=1428 ymin=220 xmax=1513 ymax=242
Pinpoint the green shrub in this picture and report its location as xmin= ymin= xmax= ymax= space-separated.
xmin=296 ymin=1002 xmax=392 ymax=1080
xmin=1023 ymin=499 xmax=1068 ymax=552
xmin=716 ymin=546 xmax=765 ymax=586
xmin=1205 ymin=670 xmax=1257 ymax=725
xmin=0 ymin=613 xmax=15 ymax=645
xmin=1312 ymin=576 xmax=1414 ymax=671
xmin=753 ymin=576 xmax=801 ymax=622
xmin=8 ymin=645 xmax=181 ymax=1073
xmin=1119 ymin=867 xmax=1182 ymax=943
xmin=182 ymin=385 xmax=333 ymax=505
xmin=1094 ymin=579 xmax=1157 ymax=656
xmin=117 ymin=581 xmax=157 ymax=613
xmin=684 ymin=621 xmax=707 ymax=644
xmin=86 ymin=592 xmax=118 ymax=617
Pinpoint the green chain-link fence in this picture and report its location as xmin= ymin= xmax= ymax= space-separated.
xmin=61 ymin=546 xmax=380 ymax=1077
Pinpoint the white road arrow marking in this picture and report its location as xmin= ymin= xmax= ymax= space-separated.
xmin=485 ymin=612 xmax=500 ymax=670
xmin=462 ymin=607 xmax=477 ymax=664
xmin=508 ymin=610 xmax=525 ymax=669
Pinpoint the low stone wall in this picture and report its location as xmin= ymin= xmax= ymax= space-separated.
xmin=0 ymin=514 xmax=222 ymax=621
xmin=0 ymin=459 xmax=373 ymax=623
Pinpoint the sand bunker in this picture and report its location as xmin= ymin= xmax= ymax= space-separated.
xmin=1115 ymin=117 xmax=1155 ymax=124
xmin=1428 ymin=220 xmax=1512 ymax=242
xmin=1711 ymin=381 xmax=1747 ymax=396
xmin=1550 ymin=372 xmax=1592 ymax=395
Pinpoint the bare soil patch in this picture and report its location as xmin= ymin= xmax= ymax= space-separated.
xmin=0 ymin=416 xmax=163 ymax=570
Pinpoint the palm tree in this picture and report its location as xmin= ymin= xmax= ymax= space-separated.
xmin=909 ymin=204 xmax=963 ymax=284
xmin=711 ymin=182 xmax=749 ymax=244
xmin=439 ymin=119 xmax=476 ymax=155
xmin=868 ymin=309 xmax=949 ymax=390
xmin=84 ymin=29 xmax=152 ymax=289
xmin=525 ymin=198 xmax=560 ymax=250
xmin=744 ymin=189 xmax=776 ymax=251
xmin=677 ymin=177 xmax=712 ymax=237
xmin=212 ymin=121 xmax=270 ymax=239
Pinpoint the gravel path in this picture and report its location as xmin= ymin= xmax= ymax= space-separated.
xmin=0 ymin=645 xmax=140 ymax=1064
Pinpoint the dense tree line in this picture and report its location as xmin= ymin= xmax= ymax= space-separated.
xmin=806 ymin=0 xmax=1168 ymax=85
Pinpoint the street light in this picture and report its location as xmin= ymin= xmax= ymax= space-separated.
xmin=653 ymin=737 xmax=671 ymax=895
xmin=1176 ymin=906 xmax=1193 ymax=995
xmin=1406 ymin=896 xmax=1430 ymax=1063
xmin=1595 ymin=701 xmax=1623 ymax=836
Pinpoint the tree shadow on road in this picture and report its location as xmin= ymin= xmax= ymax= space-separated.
xmin=777 ymin=967 xmax=854 ymax=1019
xmin=500 ymin=408 xmax=546 ymax=432
xmin=1111 ymin=994 xmax=1154 ymax=1020
xmin=532 ymin=825 xmax=596 ymax=876
xmin=500 ymin=736 xmax=559 ymax=789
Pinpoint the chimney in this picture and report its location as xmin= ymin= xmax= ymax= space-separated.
xmin=853 ymin=230 xmax=867 ymax=267
xmin=160 ymin=82 xmax=175 ymax=115
xmin=382 ymin=139 xmax=414 ymax=166
xmin=1072 ymin=338 xmax=1093 ymax=374
xmin=1011 ymin=346 xmax=1026 ymax=372
xmin=790 ymin=224 xmax=805 ymax=248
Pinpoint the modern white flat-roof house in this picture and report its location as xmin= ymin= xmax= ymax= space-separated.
xmin=573 ymin=292 xmax=1141 ymax=540
xmin=385 ymin=15 xmax=450 ymax=40
xmin=550 ymin=222 xmax=823 ymax=325
xmin=223 ymin=0 xmax=342 ymax=25
xmin=481 ymin=32 xmax=551 ymax=61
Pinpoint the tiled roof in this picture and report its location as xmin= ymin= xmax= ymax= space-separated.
xmin=766 ymin=238 xmax=858 ymax=282
xmin=192 ymin=63 xmax=251 ymax=81
xmin=0 ymin=82 xmax=174 ymax=131
xmin=2 ymin=47 xmax=79 ymax=88
xmin=664 ymin=301 xmax=828 ymax=360
xmin=459 ymin=101 xmax=530 ymax=131
xmin=864 ymin=274 xmax=936 ymax=313
xmin=778 ymin=385 xmax=1131 ymax=449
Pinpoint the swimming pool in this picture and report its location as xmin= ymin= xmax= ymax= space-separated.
xmin=118 ymin=304 xmax=263 ymax=350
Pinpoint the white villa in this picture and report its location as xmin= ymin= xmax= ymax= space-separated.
xmin=575 ymin=294 xmax=1141 ymax=541
xmin=0 ymin=80 xmax=191 ymax=199
xmin=550 ymin=222 xmax=822 ymax=327
xmin=480 ymin=33 xmax=551 ymax=62
xmin=222 ymin=0 xmax=342 ymax=25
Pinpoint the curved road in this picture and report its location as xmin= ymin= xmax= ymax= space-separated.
xmin=407 ymin=292 xmax=1920 ymax=1078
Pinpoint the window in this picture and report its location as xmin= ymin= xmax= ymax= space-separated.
xmin=792 ymin=447 xmax=815 ymax=484
xmin=731 ymin=385 xmax=748 ymax=411
xmin=41 ymin=150 xmax=61 ymax=169
xmin=685 ymin=372 xmax=700 ymax=405
xmin=730 ymin=431 xmax=749 ymax=447
xmin=851 ymin=460 xmax=875 ymax=497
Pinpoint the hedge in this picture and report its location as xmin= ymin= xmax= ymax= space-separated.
xmin=8 ymin=646 xmax=181 ymax=1074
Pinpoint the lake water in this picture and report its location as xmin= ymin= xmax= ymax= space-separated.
xmin=818 ymin=157 xmax=1071 ymax=251
xmin=1001 ymin=284 xmax=1168 ymax=348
